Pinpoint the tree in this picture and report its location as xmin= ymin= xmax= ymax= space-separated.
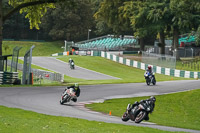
xmin=41 ymin=1 xmax=95 ymax=41
xmin=119 ymin=0 xmax=200 ymax=54
xmin=94 ymin=0 xmax=132 ymax=36
xmin=119 ymin=0 xmax=157 ymax=51
xmin=170 ymin=0 xmax=200 ymax=49
xmin=0 ymin=0 xmax=74 ymax=56
xmin=145 ymin=0 xmax=172 ymax=54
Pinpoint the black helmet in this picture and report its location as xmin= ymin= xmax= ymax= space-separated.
xmin=150 ymin=96 xmax=156 ymax=102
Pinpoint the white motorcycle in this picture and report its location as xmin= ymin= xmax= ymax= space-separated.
xmin=60 ymin=88 xmax=77 ymax=104
xmin=70 ymin=62 xmax=75 ymax=69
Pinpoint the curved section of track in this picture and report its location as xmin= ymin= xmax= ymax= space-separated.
xmin=30 ymin=57 xmax=119 ymax=80
xmin=0 ymin=80 xmax=200 ymax=133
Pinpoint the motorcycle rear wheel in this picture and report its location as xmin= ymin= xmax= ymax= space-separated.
xmin=152 ymin=77 xmax=156 ymax=85
xmin=121 ymin=112 xmax=130 ymax=122
xmin=60 ymin=100 xmax=64 ymax=104
xmin=135 ymin=110 xmax=147 ymax=123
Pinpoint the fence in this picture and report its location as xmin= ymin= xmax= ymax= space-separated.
xmin=22 ymin=45 xmax=35 ymax=85
xmin=31 ymin=69 xmax=64 ymax=84
xmin=7 ymin=60 xmax=64 ymax=84
xmin=10 ymin=46 xmax=22 ymax=72
xmin=149 ymin=46 xmax=200 ymax=58
xmin=142 ymin=51 xmax=176 ymax=69
xmin=97 ymin=51 xmax=200 ymax=79
xmin=0 ymin=71 xmax=19 ymax=85
xmin=0 ymin=71 xmax=3 ymax=85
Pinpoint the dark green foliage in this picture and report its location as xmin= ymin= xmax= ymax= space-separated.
xmin=40 ymin=1 xmax=96 ymax=41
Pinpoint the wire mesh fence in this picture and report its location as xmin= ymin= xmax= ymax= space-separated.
xmin=7 ymin=60 xmax=64 ymax=84
xmin=10 ymin=46 xmax=22 ymax=72
xmin=142 ymin=51 xmax=176 ymax=69
xmin=148 ymin=46 xmax=200 ymax=58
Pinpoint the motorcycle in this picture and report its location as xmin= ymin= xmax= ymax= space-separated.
xmin=144 ymin=72 xmax=156 ymax=85
xmin=122 ymin=100 xmax=155 ymax=123
xmin=70 ymin=62 xmax=75 ymax=69
xmin=60 ymin=88 xmax=77 ymax=104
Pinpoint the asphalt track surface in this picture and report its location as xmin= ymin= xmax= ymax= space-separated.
xmin=30 ymin=57 xmax=119 ymax=80
xmin=2 ymin=57 xmax=200 ymax=132
xmin=0 ymin=80 xmax=200 ymax=133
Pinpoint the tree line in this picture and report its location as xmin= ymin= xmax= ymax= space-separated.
xmin=95 ymin=0 xmax=200 ymax=54
xmin=0 ymin=0 xmax=200 ymax=56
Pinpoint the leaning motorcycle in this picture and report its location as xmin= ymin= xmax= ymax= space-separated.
xmin=121 ymin=100 xmax=155 ymax=123
xmin=144 ymin=72 xmax=156 ymax=85
xmin=60 ymin=88 xmax=77 ymax=104
xmin=70 ymin=62 xmax=75 ymax=69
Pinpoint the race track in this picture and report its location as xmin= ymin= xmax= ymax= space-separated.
xmin=30 ymin=57 xmax=119 ymax=80
xmin=0 ymin=80 xmax=200 ymax=133
xmin=2 ymin=57 xmax=200 ymax=132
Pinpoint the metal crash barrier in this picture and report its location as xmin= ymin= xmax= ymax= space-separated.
xmin=0 ymin=71 xmax=3 ymax=85
xmin=0 ymin=71 xmax=19 ymax=85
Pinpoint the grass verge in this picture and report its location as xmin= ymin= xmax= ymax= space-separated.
xmin=57 ymin=55 xmax=189 ymax=85
xmin=0 ymin=106 xmax=173 ymax=133
xmin=86 ymin=89 xmax=200 ymax=130
xmin=2 ymin=41 xmax=63 ymax=56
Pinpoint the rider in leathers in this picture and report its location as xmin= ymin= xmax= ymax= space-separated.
xmin=69 ymin=58 xmax=74 ymax=64
xmin=129 ymin=96 xmax=156 ymax=120
xmin=65 ymin=83 xmax=80 ymax=102
xmin=145 ymin=65 xmax=155 ymax=79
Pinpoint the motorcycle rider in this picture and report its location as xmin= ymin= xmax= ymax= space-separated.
xmin=65 ymin=83 xmax=80 ymax=102
xmin=145 ymin=65 xmax=155 ymax=78
xmin=146 ymin=65 xmax=153 ymax=75
xmin=69 ymin=58 xmax=74 ymax=65
xmin=129 ymin=96 xmax=156 ymax=121
xmin=68 ymin=58 xmax=75 ymax=69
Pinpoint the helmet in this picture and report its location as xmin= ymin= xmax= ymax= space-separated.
xmin=74 ymin=83 xmax=79 ymax=88
xmin=150 ymin=96 xmax=156 ymax=102
xmin=148 ymin=65 xmax=152 ymax=70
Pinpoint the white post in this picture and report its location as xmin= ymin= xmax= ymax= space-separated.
xmin=191 ymin=48 xmax=193 ymax=58
xmin=88 ymin=29 xmax=91 ymax=40
xmin=64 ymin=40 xmax=67 ymax=52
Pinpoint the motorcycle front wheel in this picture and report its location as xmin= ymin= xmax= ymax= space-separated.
xmin=146 ymin=80 xmax=150 ymax=85
xmin=121 ymin=112 xmax=130 ymax=122
xmin=60 ymin=99 xmax=64 ymax=104
xmin=135 ymin=110 xmax=147 ymax=123
xmin=60 ymin=95 xmax=68 ymax=104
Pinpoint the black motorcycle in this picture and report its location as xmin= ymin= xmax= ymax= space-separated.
xmin=144 ymin=72 xmax=156 ymax=85
xmin=122 ymin=100 xmax=155 ymax=123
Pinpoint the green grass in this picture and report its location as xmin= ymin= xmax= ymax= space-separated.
xmin=1 ymin=40 xmax=194 ymax=85
xmin=86 ymin=89 xmax=200 ymax=130
xmin=2 ymin=41 xmax=64 ymax=56
xmin=0 ymin=106 xmax=175 ymax=133
xmin=176 ymin=60 xmax=200 ymax=72
xmin=57 ymin=55 xmax=188 ymax=85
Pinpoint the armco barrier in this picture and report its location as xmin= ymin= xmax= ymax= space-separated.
xmin=99 ymin=51 xmax=200 ymax=79
xmin=0 ymin=71 xmax=19 ymax=85
xmin=3 ymin=72 xmax=19 ymax=84
xmin=0 ymin=71 xmax=3 ymax=85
